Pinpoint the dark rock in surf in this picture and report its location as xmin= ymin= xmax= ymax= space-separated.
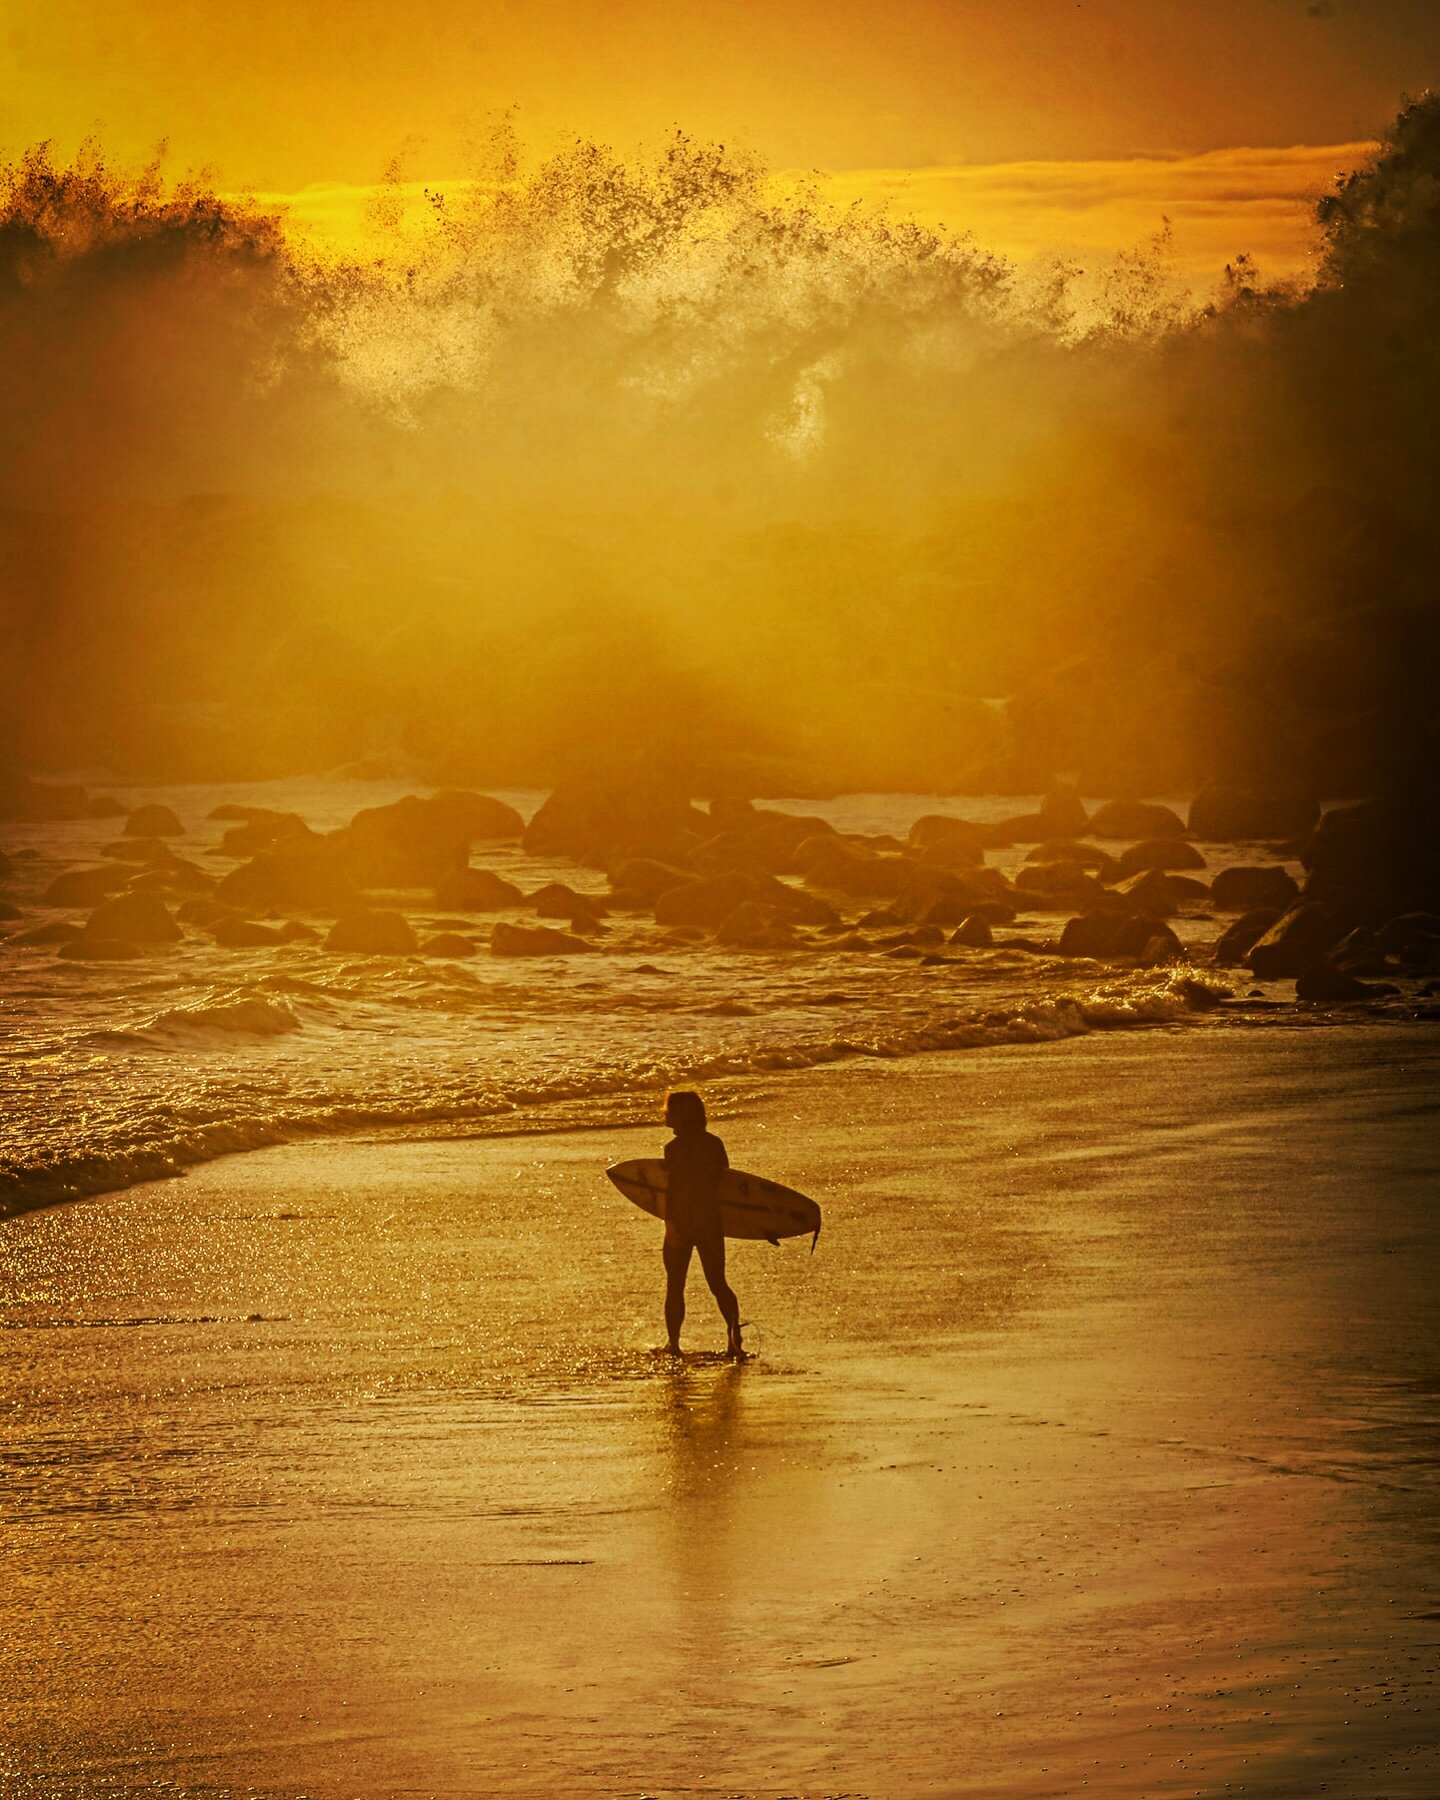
xmin=1210 ymin=866 xmax=1301 ymax=913
xmin=523 ymin=778 xmax=707 ymax=868
xmin=84 ymin=893 xmax=182 ymax=945
xmin=608 ymin=859 xmax=693 ymax=907
xmin=1188 ymin=788 xmax=1320 ymax=843
xmin=125 ymin=860 xmax=216 ymax=896
xmin=44 ymin=866 xmax=131 ymax=908
xmin=343 ymin=794 xmax=474 ymax=886
xmin=1059 ymin=908 xmax=1182 ymax=961
xmin=421 ymin=932 xmax=478 ymax=958
xmin=1038 ymin=786 xmax=1089 ymax=838
xmin=433 ymin=867 xmax=525 ymax=911
xmin=102 ymin=837 xmax=177 ymax=865
xmin=323 ymin=910 xmax=418 ymax=955
xmin=278 ymin=920 xmax=320 ymax=943
xmin=1115 ymin=838 xmax=1207 ymax=876
xmin=1295 ymin=962 xmax=1398 ymax=1002
xmin=1014 ymin=862 xmax=1103 ymax=910
xmin=12 ymin=919 xmax=82 ymax=946
xmin=124 ymin=803 xmax=184 ymax=837
xmin=1374 ymin=912 xmax=1440 ymax=964
xmin=906 ymin=816 xmax=988 ymax=862
xmin=211 ymin=916 xmax=288 ymax=948
xmin=176 ymin=898 xmax=238 ymax=927
xmin=530 ymin=881 xmax=608 ymax=926
xmin=949 ymin=915 xmax=994 ymax=948
xmin=1301 ymin=798 xmax=1440 ymax=919
xmin=795 ymin=836 xmax=911 ymax=898
xmin=216 ymin=848 xmax=359 ymax=916
xmin=490 ymin=921 xmax=594 ymax=956
xmin=1246 ymin=904 xmax=1345 ymax=978
xmin=431 ymin=790 xmax=525 ymax=840
xmin=1212 ymin=909 xmax=1281 ymax=965
xmin=219 ymin=812 xmax=314 ymax=857
xmin=58 ymin=935 xmax=145 ymax=960
xmin=1088 ymin=800 xmax=1187 ymax=840
xmin=1025 ymin=839 xmax=1122 ymax=881
xmin=1114 ymin=868 xmax=1208 ymax=914
xmin=715 ymin=902 xmax=796 ymax=949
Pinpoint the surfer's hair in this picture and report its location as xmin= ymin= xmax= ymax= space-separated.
xmin=664 ymin=1090 xmax=707 ymax=1131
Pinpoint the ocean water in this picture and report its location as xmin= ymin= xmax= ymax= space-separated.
xmin=1 ymin=777 xmax=1420 ymax=1215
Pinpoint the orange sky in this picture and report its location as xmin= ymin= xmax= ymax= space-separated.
xmin=3 ymin=0 xmax=1437 ymax=274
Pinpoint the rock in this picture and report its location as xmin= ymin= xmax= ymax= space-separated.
xmin=278 ymin=920 xmax=320 ymax=943
xmin=126 ymin=860 xmax=216 ymax=896
xmin=893 ymin=865 xmax=1019 ymax=927
xmin=1059 ymin=908 xmax=1180 ymax=959
xmin=428 ymin=789 xmax=525 ymax=840
xmin=124 ymin=803 xmax=184 ymax=837
xmin=1374 ymin=913 xmax=1440 ymax=963
xmin=1212 ymin=909 xmax=1281 ymax=965
xmin=343 ymin=794 xmax=476 ymax=886
xmin=219 ymin=812 xmax=314 ymax=856
xmin=216 ymin=848 xmax=359 ymax=916
xmin=1188 ymin=788 xmax=1321 ymax=842
xmin=1210 ymin=866 xmax=1301 ymax=912
xmin=1114 ymin=869 xmax=1208 ymax=914
xmin=1116 ymin=838 xmax=1207 ymax=876
xmin=44 ymin=866 xmax=131 ymax=907
xmin=212 ymin=917 xmax=288 ymax=947
xmin=715 ymin=902 xmax=796 ymax=949
xmin=58 ymin=936 xmax=145 ymax=960
xmin=490 ymin=921 xmax=594 ymax=956
xmin=1037 ymin=786 xmax=1089 ymax=837
xmin=795 ymin=836 xmax=911 ymax=898
xmin=654 ymin=872 xmax=771 ymax=930
xmin=84 ymin=893 xmax=182 ymax=944
xmin=530 ymin=881 xmax=608 ymax=925
xmin=0 ymin=777 xmax=91 ymax=822
xmin=11 ymin=920 xmax=82 ymax=946
xmin=949 ymin=915 xmax=994 ymax=948
xmin=1025 ymin=839 xmax=1122 ymax=880
xmin=1246 ymin=904 xmax=1345 ymax=978
xmin=523 ymin=778 xmax=708 ymax=867
xmin=433 ymin=867 xmax=526 ymax=911
xmin=176 ymin=899 xmax=237 ymax=926
xmin=731 ymin=808 xmax=838 ymax=871
xmin=1301 ymin=799 xmax=1440 ymax=920
xmin=1088 ymin=799 xmax=1187 ymax=840
xmin=323 ymin=910 xmax=418 ymax=955
xmin=608 ymin=859 xmax=693 ymax=907
xmin=86 ymin=794 xmax=126 ymax=819
xmin=1295 ymin=963 xmax=1398 ymax=1002
xmin=906 ymin=816 xmax=988 ymax=862
xmin=102 ymin=837 xmax=178 ymax=865
xmin=1015 ymin=862 xmax=1103 ymax=909
xmin=421 ymin=932 xmax=478 ymax=957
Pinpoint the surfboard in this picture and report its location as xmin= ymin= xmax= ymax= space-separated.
xmin=606 ymin=1158 xmax=821 ymax=1249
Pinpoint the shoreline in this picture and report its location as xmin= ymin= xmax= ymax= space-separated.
xmin=4 ymin=1023 xmax=1439 ymax=1796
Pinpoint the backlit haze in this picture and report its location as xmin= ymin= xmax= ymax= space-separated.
xmin=2 ymin=0 xmax=1438 ymax=797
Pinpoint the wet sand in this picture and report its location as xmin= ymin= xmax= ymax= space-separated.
xmin=4 ymin=1022 xmax=1438 ymax=1798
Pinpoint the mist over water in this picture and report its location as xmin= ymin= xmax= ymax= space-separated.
xmin=1 ymin=104 xmax=1438 ymax=793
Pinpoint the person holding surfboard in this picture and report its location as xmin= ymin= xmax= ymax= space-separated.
xmin=660 ymin=1090 xmax=744 ymax=1360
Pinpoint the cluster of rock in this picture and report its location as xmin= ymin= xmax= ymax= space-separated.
xmin=4 ymin=770 xmax=1436 ymax=1002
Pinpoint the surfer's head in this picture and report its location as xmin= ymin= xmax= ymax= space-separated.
xmin=664 ymin=1089 xmax=707 ymax=1134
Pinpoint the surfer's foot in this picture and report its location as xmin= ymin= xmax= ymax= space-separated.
xmin=726 ymin=1323 xmax=745 ymax=1360
xmin=658 ymin=1341 xmax=683 ymax=1357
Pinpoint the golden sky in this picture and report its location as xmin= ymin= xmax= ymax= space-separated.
xmin=3 ymin=0 xmax=1437 ymax=273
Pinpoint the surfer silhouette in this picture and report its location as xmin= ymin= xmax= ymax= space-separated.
xmin=660 ymin=1090 xmax=744 ymax=1359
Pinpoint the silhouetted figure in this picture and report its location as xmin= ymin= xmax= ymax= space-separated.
xmin=661 ymin=1090 xmax=743 ymax=1359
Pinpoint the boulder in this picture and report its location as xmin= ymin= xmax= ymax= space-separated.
xmin=12 ymin=920 xmax=82 ymax=946
xmin=523 ymin=778 xmax=708 ymax=867
xmin=795 ymin=836 xmax=911 ymax=898
xmin=278 ymin=920 xmax=320 ymax=943
xmin=219 ymin=812 xmax=314 ymax=857
xmin=949 ymin=915 xmax=994 ymax=948
xmin=1059 ymin=908 xmax=1180 ymax=960
xmin=84 ymin=893 xmax=182 ymax=944
xmin=491 ymin=921 xmax=594 ymax=956
xmin=1374 ymin=913 xmax=1440 ymax=964
xmin=421 ymin=932 xmax=478 ymax=958
xmin=1295 ymin=963 xmax=1398 ymax=1002
xmin=715 ymin=902 xmax=796 ymax=949
xmin=655 ymin=872 xmax=773 ymax=930
xmin=1246 ymin=904 xmax=1345 ymax=978
xmin=1115 ymin=838 xmax=1207 ymax=876
xmin=44 ymin=866 xmax=131 ymax=908
xmin=1025 ymin=839 xmax=1122 ymax=880
xmin=434 ymin=867 xmax=526 ymax=911
xmin=102 ymin=837 xmax=178 ymax=865
xmin=1210 ymin=866 xmax=1301 ymax=913
xmin=124 ymin=803 xmax=184 ymax=837
xmin=216 ymin=848 xmax=359 ymax=916
xmin=1212 ymin=910 xmax=1281 ymax=965
xmin=1301 ymin=799 xmax=1440 ymax=919
xmin=1114 ymin=869 xmax=1208 ymax=914
xmin=1037 ymin=786 xmax=1089 ymax=838
xmin=906 ymin=816 xmax=988 ymax=862
xmin=212 ymin=917 xmax=288 ymax=947
xmin=342 ymin=794 xmax=476 ymax=886
xmin=530 ymin=881 xmax=608 ymax=925
xmin=1188 ymin=788 xmax=1321 ymax=842
xmin=177 ymin=899 xmax=239 ymax=926
xmin=1088 ymin=800 xmax=1187 ymax=840
xmin=1014 ymin=862 xmax=1103 ymax=910
xmin=893 ymin=865 xmax=1019 ymax=927
xmin=428 ymin=789 xmax=525 ymax=840
xmin=608 ymin=858 xmax=693 ymax=907
xmin=323 ymin=910 xmax=418 ymax=955
xmin=58 ymin=935 xmax=145 ymax=960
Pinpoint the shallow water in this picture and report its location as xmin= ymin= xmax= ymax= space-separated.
xmin=4 ymin=776 xmax=1399 ymax=1215
xmin=2 ymin=1029 xmax=1437 ymax=1796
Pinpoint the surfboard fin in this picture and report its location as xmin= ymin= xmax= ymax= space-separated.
xmin=810 ymin=1222 xmax=821 ymax=1255
xmin=764 ymin=1234 xmax=780 ymax=1246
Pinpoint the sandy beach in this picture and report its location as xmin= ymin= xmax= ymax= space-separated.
xmin=4 ymin=1020 xmax=1438 ymax=1798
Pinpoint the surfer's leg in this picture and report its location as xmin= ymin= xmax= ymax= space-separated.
xmin=662 ymin=1236 xmax=692 ymax=1352
xmin=696 ymin=1231 xmax=742 ymax=1355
